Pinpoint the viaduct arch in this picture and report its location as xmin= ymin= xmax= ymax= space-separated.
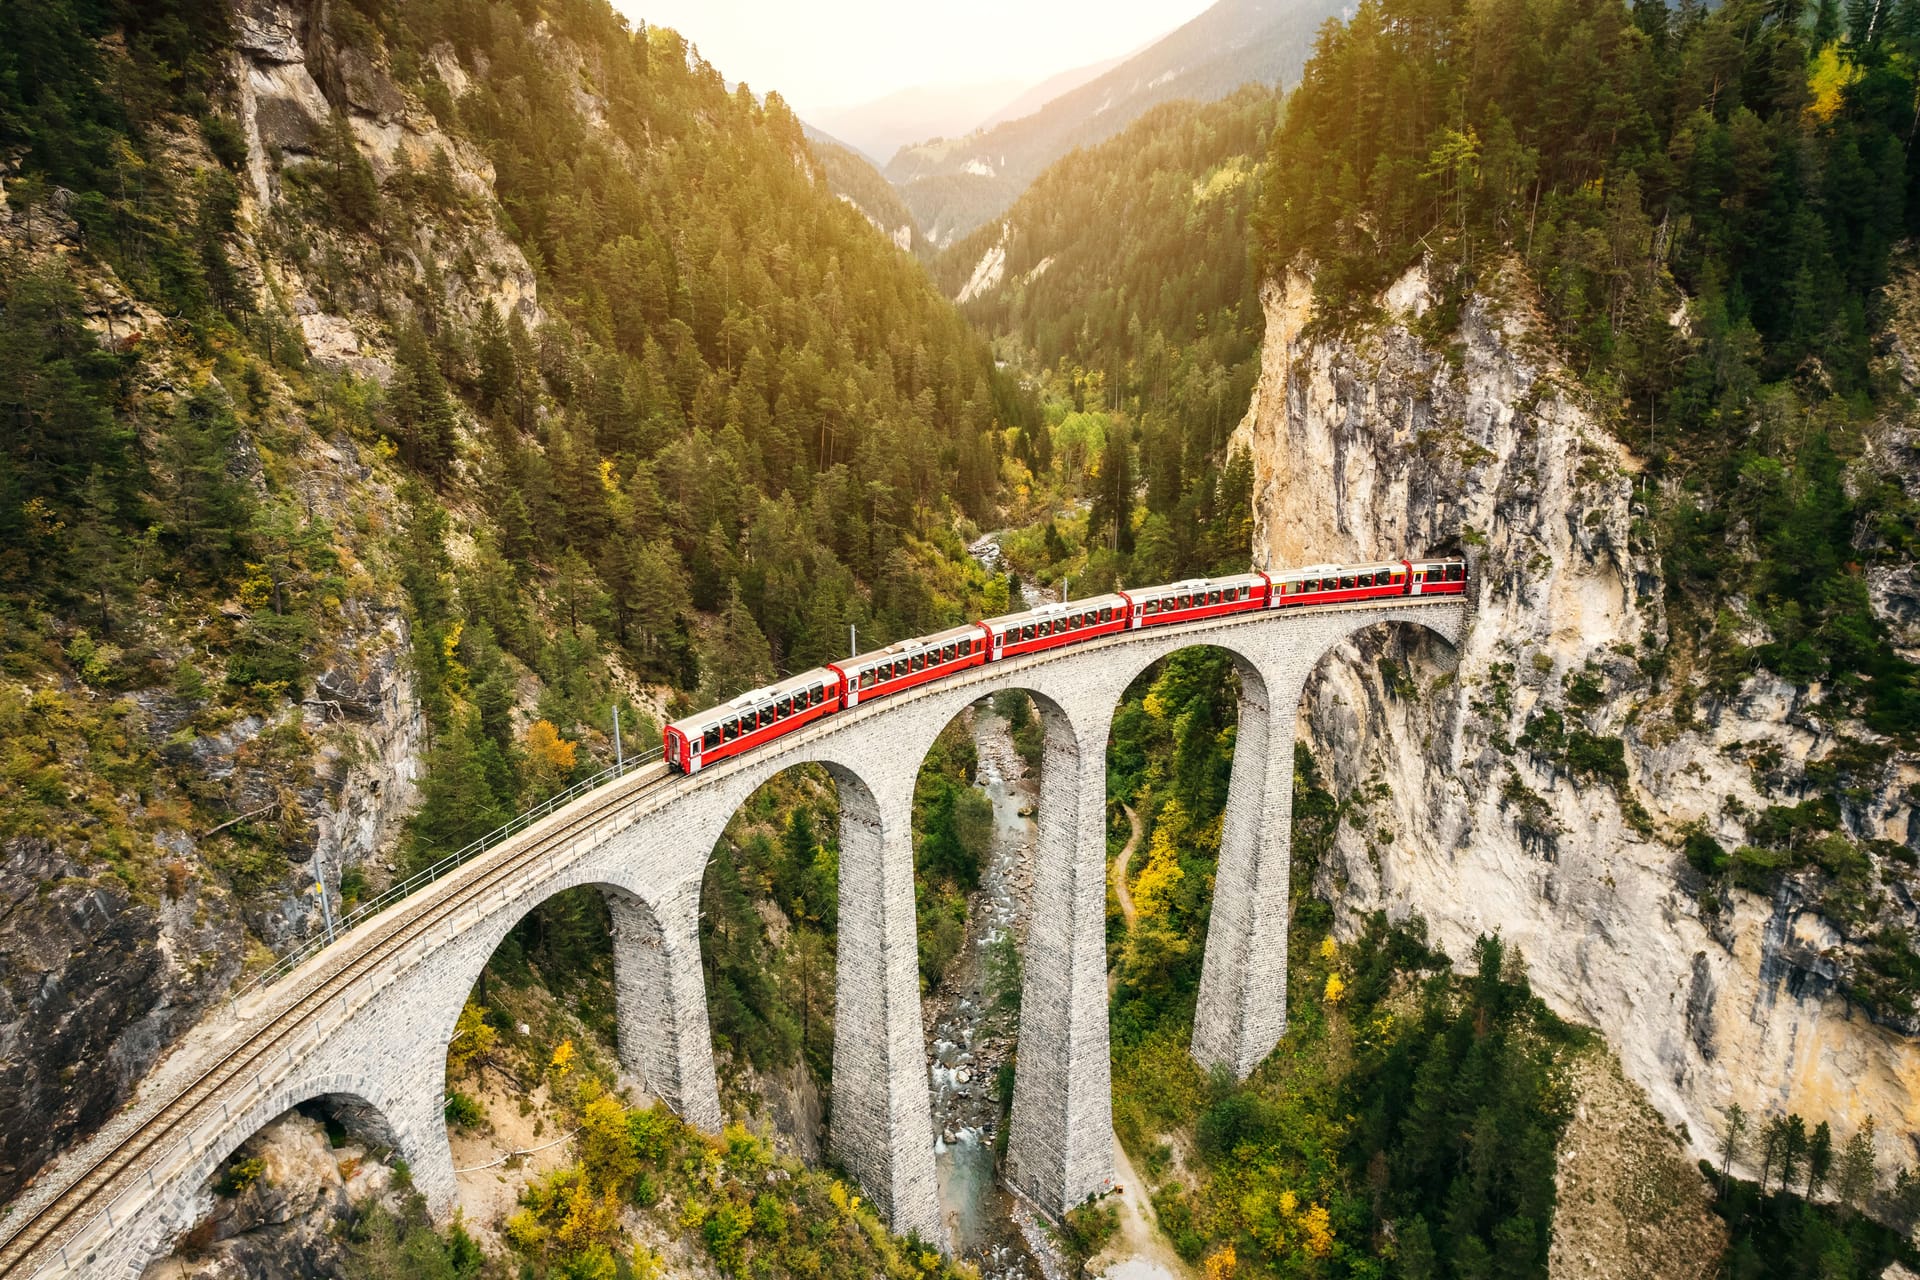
xmin=0 ymin=598 xmax=1466 ymax=1277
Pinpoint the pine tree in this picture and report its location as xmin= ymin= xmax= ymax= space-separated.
xmin=391 ymin=327 xmax=460 ymax=480
xmin=697 ymin=581 xmax=774 ymax=704
xmin=161 ymin=384 xmax=251 ymax=581
xmin=1835 ymin=1118 xmax=1877 ymax=1215
xmin=69 ymin=466 xmax=130 ymax=634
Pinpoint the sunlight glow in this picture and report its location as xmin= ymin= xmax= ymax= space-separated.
xmin=610 ymin=0 xmax=1216 ymax=115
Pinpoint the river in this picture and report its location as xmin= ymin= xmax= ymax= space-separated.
xmin=924 ymin=699 xmax=1047 ymax=1278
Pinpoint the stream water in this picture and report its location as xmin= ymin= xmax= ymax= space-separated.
xmin=923 ymin=702 xmax=1047 ymax=1278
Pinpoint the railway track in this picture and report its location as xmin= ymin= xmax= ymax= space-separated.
xmin=0 ymin=763 xmax=674 ymax=1278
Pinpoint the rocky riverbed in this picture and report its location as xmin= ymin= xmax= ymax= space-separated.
xmin=923 ymin=701 xmax=1046 ymax=1277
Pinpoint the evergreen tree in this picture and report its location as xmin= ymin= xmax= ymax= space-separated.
xmin=161 ymin=385 xmax=251 ymax=581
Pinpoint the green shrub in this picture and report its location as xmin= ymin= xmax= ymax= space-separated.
xmin=442 ymin=1090 xmax=485 ymax=1129
xmin=214 ymin=1155 xmax=265 ymax=1197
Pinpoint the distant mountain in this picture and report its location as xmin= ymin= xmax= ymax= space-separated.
xmin=803 ymin=126 xmax=923 ymax=255
xmin=887 ymin=0 xmax=1346 ymax=246
xmin=973 ymin=51 xmax=1130 ymax=132
xmin=810 ymin=79 xmax=1027 ymax=165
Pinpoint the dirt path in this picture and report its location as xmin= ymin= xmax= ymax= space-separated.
xmin=1092 ymin=1133 xmax=1190 ymax=1280
xmin=1109 ymin=805 xmax=1143 ymax=999
xmin=1113 ymin=804 xmax=1143 ymax=928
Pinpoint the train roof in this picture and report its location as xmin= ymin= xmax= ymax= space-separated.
xmin=835 ymin=621 xmax=987 ymax=674
xmin=670 ymin=666 xmax=838 ymax=734
xmin=1271 ymin=560 xmax=1403 ymax=578
xmin=981 ymin=591 xmax=1130 ymax=632
xmin=1126 ymin=572 xmax=1268 ymax=597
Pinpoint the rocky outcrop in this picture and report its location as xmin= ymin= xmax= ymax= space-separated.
xmin=1234 ymin=259 xmax=1920 ymax=1185
xmin=230 ymin=0 xmax=544 ymax=381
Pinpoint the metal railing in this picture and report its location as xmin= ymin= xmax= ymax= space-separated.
xmin=232 ymin=746 xmax=663 ymax=1005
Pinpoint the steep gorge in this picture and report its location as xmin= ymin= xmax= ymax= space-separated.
xmin=1236 ymin=259 xmax=1920 ymax=1184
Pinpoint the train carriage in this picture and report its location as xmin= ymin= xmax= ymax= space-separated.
xmin=981 ymin=591 xmax=1132 ymax=661
xmin=664 ymin=667 xmax=841 ymax=774
xmin=1269 ymin=560 xmax=1409 ymax=607
xmin=833 ymin=622 xmax=990 ymax=709
xmin=1408 ymin=558 xmax=1468 ymax=594
xmin=1130 ymin=573 xmax=1270 ymax=628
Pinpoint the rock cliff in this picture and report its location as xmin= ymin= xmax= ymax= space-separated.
xmin=1235 ymin=260 xmax=1920 ymax=1184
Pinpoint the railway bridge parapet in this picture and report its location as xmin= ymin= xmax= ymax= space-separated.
xmin=0 ymin=599 xmax=1466 ymax=1277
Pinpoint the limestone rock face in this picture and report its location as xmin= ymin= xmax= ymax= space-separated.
xmin=229 ymin=0 xmax=544 ymax=368
xmin=0 ymin=838 xmax=236 ymax=1206
xmin=1234 ymin=260 xmax=1920 ymax=1183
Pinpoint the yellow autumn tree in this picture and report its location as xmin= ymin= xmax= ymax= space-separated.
xmin=1203 ymin=1245 xmax=1237 ymax=1280
xmin=1806 ymin=43 xmax=1862 ymax=123
xmin=1324 ymin=972 xmax=1347 ymax=1004
xmin=1301 ymin=1203 xmax=1335 ymax=1257
xmin=525 ymin=719 xmax=576 ymax=795
xmin=447 ymin=997 xmax=497 ymax=1079
xmin=549 ymin=1038 xmax=576 ymax=1083
xmin=1132 ymin=798 xmax=1189 ymax=919
xmin=578 ymin=1092 xmax=638 ymax=1195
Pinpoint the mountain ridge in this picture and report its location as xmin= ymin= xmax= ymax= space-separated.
xmin=882 ymin=0 xmax=1346 ymax=245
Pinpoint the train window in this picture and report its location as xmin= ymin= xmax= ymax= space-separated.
xmin=1177 ymin=594 xmax=1190 ymax=609
xmin=704 ymin=728 xmax=721 ymax=750
xmin=723 ymin=720 xmax=738 ymax=741
xmin=1357 ymin=574 xmax=1371 ymax=587
xmin=1208 ymin=590 xmax=1221 ymax=605
xmin=1098 ymin=606 xmax=1109 ymax=622
xmin=1022 ymin=624 xmax=1035 ymax=641
xmin=911 ymin=653 xmax=925 ymax=672
xmin=859 ymin=670 xmax=873 ymax=690
xmin=811 ymin=685 xmax=825 ymax=704
xmin=960 ymin=638 xmax=973 ymax=656
xmin=1340 ymin=576 xmax=1354 ymax=589
xmin=780 ymin=697 xmax=794 ymax=716
xmin=1448 ymin=565 xmax=1464 ymax=580
xmin=1143 ymin=600 xmax=1157 ymax=615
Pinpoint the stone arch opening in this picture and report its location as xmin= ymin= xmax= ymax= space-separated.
xmin=695 ymin=761 xmax=847 ymax=1162
xmin=943 ymin=682 xmax=1114 ymax=1223
xmin=909 ymin=690 xmax=1054 ymax=1262
xmin=1101 ymin=610 xmax=1462 ymax=1083
xmin=144 ymin=1087 xmax=408 ymax=1278
xmin=437 ymin=874 xmax=716 ymax=1228
xmin=1102 ymin=644 xmax=1266 ymax=1065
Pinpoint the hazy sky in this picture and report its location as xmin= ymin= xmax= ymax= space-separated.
xmin=611 ymin=0 xmax=1217 ymax=115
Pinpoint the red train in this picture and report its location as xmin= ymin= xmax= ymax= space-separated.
xmin=663 ymin=557 xmax=1466 ymax=774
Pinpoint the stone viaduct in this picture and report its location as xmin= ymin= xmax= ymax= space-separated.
xmin=0 ymin=598 xmax=1466 ymax=1278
